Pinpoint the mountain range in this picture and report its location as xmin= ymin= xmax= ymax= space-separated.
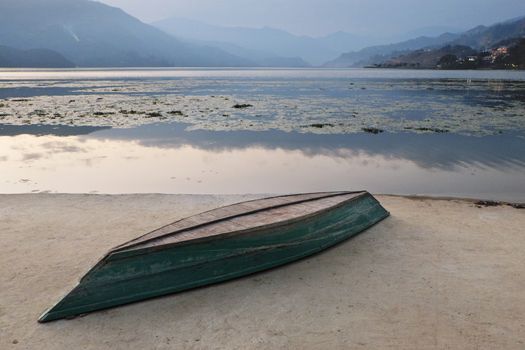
xmin=153 ymin=17 xmax=374 ymax=66
xmin=0 ymin=45 xmax=75 ymax=68
xmin=0 ymin=0 xmax=523 ymax=68
xmin=0 ymin=0 xmax=251 ymax=67
xmin=326 ymin=16 xmax=525 ymax=67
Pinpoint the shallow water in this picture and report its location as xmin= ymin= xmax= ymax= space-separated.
xmin=1 ymin=68 xmax=524 ymax=201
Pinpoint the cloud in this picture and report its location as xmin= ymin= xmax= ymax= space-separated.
xmin=22 ymin=153 xmax=44 ymax=161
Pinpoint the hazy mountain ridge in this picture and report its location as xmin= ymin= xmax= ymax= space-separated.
xmin=0 ymin=45 xmax=75 ymax=68
xmin=153 ymin=17 xmax=374 ymax=66
xmin=449 ymin=17 xmax=525 ymax=49
xmin=171 ymin=35 xmax=310 ymax=67
xmin=324 ymin=33 xmax=460 ymax=67
xmin=0 ymin=0 xmax=522 ymax=69
xmin=0 ymin=0 xmax=252 ymax=67
xmin=375 ymin=38 xmax=525 ymax=70
xmin=374 ymin=45 xmax=478 ymax=69
xmin=372 ymin=18 xmax=525 ymax=69
xmin=325 ymin=16 xmax=525 ymax=67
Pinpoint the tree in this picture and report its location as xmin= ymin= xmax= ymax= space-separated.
xmin=438 ymin=54 xmax=458 ymax=68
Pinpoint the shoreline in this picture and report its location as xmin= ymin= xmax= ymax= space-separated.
xmin=1 ymin=193 xmax=524 ymax=349
xmin=379 ymin=193 xmax=525 ymax=208
xmin=3 ymin=192 xmax=524 ymax=206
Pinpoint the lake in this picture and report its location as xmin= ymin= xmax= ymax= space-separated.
xmin=1 ymin=68 xmax=524 ymax=201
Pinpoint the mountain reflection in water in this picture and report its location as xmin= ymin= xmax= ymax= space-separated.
xmin=1 ymin=122 xmax=524 ymax=201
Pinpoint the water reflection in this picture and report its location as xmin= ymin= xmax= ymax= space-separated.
xmin=92 ymin=123 xmax=525 ymax=171
xmin=0 ymin=124 xmax=109 ymax=136
xmin=2 ymin=69 xmax=524 ymax=201
xmin=1 ymin=123 xmax=524 ymax=201
xmin=2 ymin=68 xmax=525 ymax=81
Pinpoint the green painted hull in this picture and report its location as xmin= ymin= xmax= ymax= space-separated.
xmin=39 ymin=193 xmax=389 ymax=322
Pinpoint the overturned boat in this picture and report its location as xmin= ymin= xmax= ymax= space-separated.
xmin=39 ymin=191 xmax=389 ymax=322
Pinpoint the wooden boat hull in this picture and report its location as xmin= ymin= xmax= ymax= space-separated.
xmin=39 ymin=192 xmax=389 ymax=322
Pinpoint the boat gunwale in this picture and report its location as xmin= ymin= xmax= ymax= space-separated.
xmin=110 ymin=191 xmax=365 ymax=254
xmin=107 ymin=191 xmax=374 ymax=260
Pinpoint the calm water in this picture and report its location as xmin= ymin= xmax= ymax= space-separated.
xmin=1 ymin=68 xmax=524 ymax=201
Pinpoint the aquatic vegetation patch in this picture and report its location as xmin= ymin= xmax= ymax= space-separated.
xmin=362 ymin=127 xmax=385 ymax=134
xmin=146 ymin=112 xmax=163 ymax=118
xmin=232 ymin=104 xmax=253 ymax=109
xmin=0 ymin=78 xmax=524 ymax=136
xmin=475 ymin=200 xmax=525 ymax=210
xmin=404 ymin=126 xmax=450 ymax=133
xmin=306 ymin=123 xmax=335 ymax=129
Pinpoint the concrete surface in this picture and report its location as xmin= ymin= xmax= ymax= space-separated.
xmin=0 ymin=194 xmax=524 ymax=349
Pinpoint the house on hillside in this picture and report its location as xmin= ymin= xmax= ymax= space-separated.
xmin=489 ymin=46 xmax=509 ymax=63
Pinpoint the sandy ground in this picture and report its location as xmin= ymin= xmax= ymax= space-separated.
xmin=0 ymin=194 xmax=524 ymax=350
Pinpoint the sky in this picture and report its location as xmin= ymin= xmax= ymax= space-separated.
xmin=99 ymin=0 xmax=525 ymax=37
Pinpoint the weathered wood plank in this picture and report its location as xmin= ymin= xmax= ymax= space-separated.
xmin=113 ymin=191 xmax=357 ymax=251
xmin=135 ymin=192 xmax=363 ymax=249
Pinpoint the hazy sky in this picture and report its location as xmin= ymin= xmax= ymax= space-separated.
xmin=99 ymin=0 xmax=525 ymax=37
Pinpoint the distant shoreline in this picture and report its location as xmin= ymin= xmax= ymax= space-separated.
xmin=1 ymin=65 xmax=523 ymax=71
xmin=364 ymin=65 xmax=525 ymax=71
